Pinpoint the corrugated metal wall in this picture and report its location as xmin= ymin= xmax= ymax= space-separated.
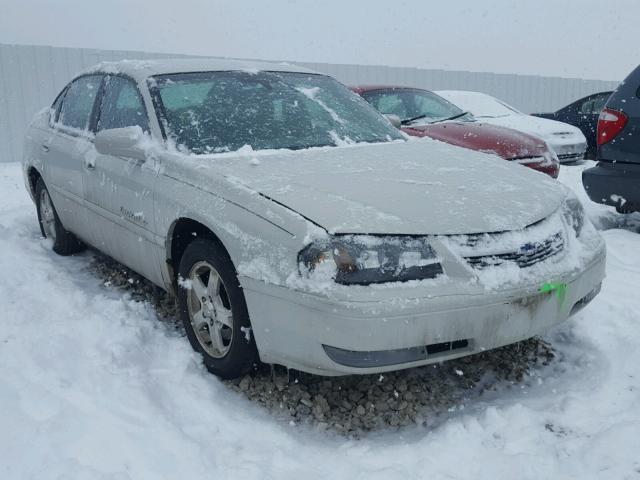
xmin=0 ymin=43 xmax=619 ymax=163
xmin=298 ymin=61 xmax=618 ymax=114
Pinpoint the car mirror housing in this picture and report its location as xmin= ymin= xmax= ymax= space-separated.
xmin=95 ymin=126 xmax=148 ymax=162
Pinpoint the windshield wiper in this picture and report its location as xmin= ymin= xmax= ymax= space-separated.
xmin=430 ymin=112 xmax=470 ymax=124
xmin=286 ymin=142 xmax=334 ymax=150
xmin=400 ymin=114 xmax=429 ymax=125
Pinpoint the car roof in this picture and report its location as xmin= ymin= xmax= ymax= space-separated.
xmin=79 ymin=57 xmax=320 ymax=82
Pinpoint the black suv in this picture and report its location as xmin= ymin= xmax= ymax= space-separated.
xmin=583 ymin=66 xmax=640 ymax=213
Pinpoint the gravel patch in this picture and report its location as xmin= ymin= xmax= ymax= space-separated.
xmin=88 ymin=252 xmax=556 ymax=436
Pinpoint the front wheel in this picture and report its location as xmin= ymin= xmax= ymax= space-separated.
xmin=177 ymin=238 xmax=257 ymax=379
xmin=35 ymin=178 xmax=84 ymax=255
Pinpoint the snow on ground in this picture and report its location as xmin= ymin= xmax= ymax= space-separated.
xmin=1 ymin=160 xmax=640 ymax=479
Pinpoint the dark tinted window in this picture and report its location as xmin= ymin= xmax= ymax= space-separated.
xmin=150 ymin=71 xmax=403 ymax=154
xmin=58 ymin=75 xmax=103 ymax=131
xmin=580 ymin=93 xmax=610 ymax=115
xmin=97 ymin=76 xmax=149 ymax=132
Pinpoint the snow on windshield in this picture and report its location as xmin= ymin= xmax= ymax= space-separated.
xmin=150 ymin=71 xmax=403 ymax=154
xmin=436 ymin=91 xmax=520 ymax=118
xmin=295 ymin=86 xmax=346 ymax=125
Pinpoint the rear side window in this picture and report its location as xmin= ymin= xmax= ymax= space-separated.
xmin=97 ymin=76 xmax=150 ymax=132
xmin=580 ymin=94 xmax=609 ymax=115
xmin=50 ymin=88 xmax=66 ymax=123
xmin=58 ymin=75 xmax=103 ymax=131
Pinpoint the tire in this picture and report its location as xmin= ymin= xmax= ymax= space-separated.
xmin=35 ymin=178 xmax=84 ymax=256
xmin=177 ymin=238 xmax=257 ymax=379
xmin=615 ymin=203 xmax=637 ymax=214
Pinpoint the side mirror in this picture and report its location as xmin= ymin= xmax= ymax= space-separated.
xmin=95 ymin=126 xmax=148 ymax=161
xmin=383 ymin=114 xmax=402 ymax=129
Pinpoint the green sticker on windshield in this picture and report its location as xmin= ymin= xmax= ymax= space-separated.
xmin=539 ymin=282 xmax=567 ymax=306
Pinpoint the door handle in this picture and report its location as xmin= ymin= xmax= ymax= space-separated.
xmin=41 ymin=144 xmax=50 ymax=153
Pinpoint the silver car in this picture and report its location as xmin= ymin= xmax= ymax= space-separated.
xmin=436 ymin=90 xmax=588 ymax=163
xmin=22 ymin=59 xmax=605 ymax=378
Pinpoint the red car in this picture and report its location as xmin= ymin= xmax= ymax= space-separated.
xmin=352 ymin=86 xmax=559 ymax=178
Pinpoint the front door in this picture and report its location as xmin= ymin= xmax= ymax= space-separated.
xmin=82 ymin=75 xmax=164 ymax=285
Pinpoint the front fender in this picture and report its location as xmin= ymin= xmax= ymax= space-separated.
xmin=154 ymin=166 xmax=316 ymax=292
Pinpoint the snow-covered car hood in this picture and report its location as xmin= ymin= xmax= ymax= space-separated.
xmin=192 ymin=139 xmax=566 ymax=236
xmin=434 ymin=90 xmax=586 ymax=146
xmin=477 ymin=114 xmax=586 ymax=143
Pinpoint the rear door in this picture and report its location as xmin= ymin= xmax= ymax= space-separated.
xmin=82 ymin=75 xmax=164 ymax=285
xmin=45 ymin=74 xmax=104 ymax=237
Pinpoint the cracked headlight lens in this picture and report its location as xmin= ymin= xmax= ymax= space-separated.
xmin=298 ymin=235 xmax=443 ymax=285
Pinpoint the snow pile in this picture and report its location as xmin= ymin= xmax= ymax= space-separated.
xmin=1 ymin=161 xmax=640 ymax=479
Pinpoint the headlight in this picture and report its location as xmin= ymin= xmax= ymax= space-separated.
xmin=562 ymin=193 xmax=585 ymax=237
xmin=298 ymin=235 xmax=443 ymax=285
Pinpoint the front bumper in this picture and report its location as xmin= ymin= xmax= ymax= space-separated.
xmin=550 ymin=139 xmax=587 ymax=164
xmin=582 ymin=161 xmax=640 ymax=212
xmin=513 ymin=157 xmax=559 ymax=178
xmin=241 ymin=246 xmax=606 ymax=376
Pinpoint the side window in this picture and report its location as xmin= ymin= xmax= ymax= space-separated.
xmin=591 ymin=94 xmax=609 ymax=113
xmin=580 ymin=99 xmax=595 ymax=114
xmin=580 ymin=94 xmax=609 ymax=115
xmin=58 ymin=75 xmax=103 ymax=131
xmin=50 ymin=88 xmax=67 ymax=123
xmin=97 ymin=76 xmax=150 ymax=132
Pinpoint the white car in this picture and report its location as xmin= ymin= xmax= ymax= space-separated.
xmin=22 ymin=59 xmax=605 ymax=379
xmin=436 ymin=90 xmax=588 ymax=163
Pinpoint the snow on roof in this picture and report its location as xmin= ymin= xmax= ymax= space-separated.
xmin=79 ymin=57 xmax=320 ymax=81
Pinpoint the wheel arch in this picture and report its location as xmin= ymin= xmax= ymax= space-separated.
xmin=27 ymin=166 xmax=43 ymax=197
xmin=166 ymin=217 xmax=234 ymax=295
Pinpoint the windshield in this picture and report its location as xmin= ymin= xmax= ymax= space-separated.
xmin=361 ymin=89 xmax=475 ymax=124
xmin=149 ymin=71 xmax=404 ymax=154
xmin=436 ymin=91 xmax=520 ymax=118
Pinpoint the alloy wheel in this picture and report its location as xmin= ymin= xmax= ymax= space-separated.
xmin=186 ymin=261 xmax=234 ymax=358
xmin=39 ymin=189 xmax=57 ymax=241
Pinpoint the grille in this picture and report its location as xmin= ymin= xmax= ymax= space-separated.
xmin=558 ymin=152 xmax=583 ymax=161
xmin=464 ymin=232 xmax=564 ymax=269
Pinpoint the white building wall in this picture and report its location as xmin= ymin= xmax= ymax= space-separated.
xmin=0 ymin=43 xmax=619 ymax=162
